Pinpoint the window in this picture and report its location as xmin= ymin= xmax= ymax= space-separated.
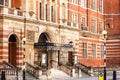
xmin=100 ymin=45 xmax=104 ymax=59
xmin=91 ymin=19 xmax=96 ymax=33
xmin=72 ymin=14 xmax=77 ymax=22
xmin=99 ymin=21 xmax=104 ymax=34
xmin=72 ymin=14 xmax=77 ymax=27
xmin=51 ymin=5 xmax=56 ymax=22
xmin=92 ymin=44 xmax=96 ymax=59
xmin=72 ymin=0 xmax=77 ymax=4
xmin=82 ymin=42 xmax=87 ymax=58
xmin=81 ymin=17 xmax=87 ymax=30
xmin=45 ymin=4 xmax=47 ymax=20
xmin=39 ymin=3 xmax=42 ymax=19
xmin=0 ymin=0 xmax=9 ymax=6
xmin=81 ymin=0 xmax=86 ymax=8
xmin=46 ymin=4 xmax=50 ymax=21
xmin=99 ymin=0 xmax=103 ymax=12
xmin=39 ymin=3 xmax=44 ymax=20
xmin=81 ymin=17 xmax=86 ymax=27
xmin=51 ymin=6 xmax=54 ymax=22
xmin=91 ymin=0 xmax=96 ymax=10
xmin=0 ymin=0 xmax=4 ymax=5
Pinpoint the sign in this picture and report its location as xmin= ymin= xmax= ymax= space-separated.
xmin=98 ymin=72 xmax=104 ymax=80
xmin=42 ymin=53 xmax=46 ymax=64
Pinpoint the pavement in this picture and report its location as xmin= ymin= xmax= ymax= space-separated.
xmin=50 ymin=68 xmax=71 ymax=80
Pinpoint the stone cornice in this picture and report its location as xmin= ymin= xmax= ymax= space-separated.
xmin=1 ymin=14 xmax=80 ymax=32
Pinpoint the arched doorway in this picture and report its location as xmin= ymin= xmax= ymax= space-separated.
xmin=38 ymin=32 xmax=48 ymax=43
xmin=8 ymin=34 xmax=18 ymax=66
xmin=37 ymin=32 xmax=52 ymax=68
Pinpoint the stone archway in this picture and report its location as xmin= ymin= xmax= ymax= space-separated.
xmin=36 ymin=32 xmax=52 ymax=68
xmin=8 ymin=34 xmax=18 ymax=66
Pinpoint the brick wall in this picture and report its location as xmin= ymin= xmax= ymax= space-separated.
xmin=104 ymin=0 xmax=120 ymax=67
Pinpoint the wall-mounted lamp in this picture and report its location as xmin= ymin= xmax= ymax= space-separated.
xmin=23 ymin=37 xmax=26 ymax=44
xmin=69 ymin=41 xmax=73 ymax=46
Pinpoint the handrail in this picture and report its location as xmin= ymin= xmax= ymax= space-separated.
xmin=2 ymin=61 xmax=16 ymax=68
xmin=77 ymin=62 xmax=91 ymax=75
xmin=59 ymin=63 xmax=73 ymax=76
xmin=26 ymin=62 xmax=42 ymax=79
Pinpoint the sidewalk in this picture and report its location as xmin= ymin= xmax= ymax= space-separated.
xmin=50 ymin=68 xmax=71 ymax=80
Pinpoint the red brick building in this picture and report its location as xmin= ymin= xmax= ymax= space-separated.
xmin=0 ymin=0 xmax=119 ymax=74
xmin=67 ymin=0 xmax=104 ymax=67
xmin=104 ymin=0 xmax=120 ymax=67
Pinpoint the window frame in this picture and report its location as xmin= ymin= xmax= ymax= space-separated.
xmin=91 ymin=19 xmax=97 ymax=33
xmin=99 ymin=0 xmax=103 ymax=13
xmin=91 ymin=0 xmax=96 ymax=10
xmin=0 ymin=0 xmax=9 ymax=6
xmin=100 ymin=45 xmax=104 ymax=59
xmin=81 ymin=17 xmax=86 ymax=27
xmin=72 ymin=13 xmax=78 ymax=23
xmin=99 ymin=21 xmax=104 ymax=34
xmin=81 ymin=0 xmax=86 ymax=8
xmin=72 ymin=0 xmax=78 ymax=4
xmin=82 ymin=42 xmax=87 ymax=59
xmin=92 ymin=43 xmax=96 ymax=59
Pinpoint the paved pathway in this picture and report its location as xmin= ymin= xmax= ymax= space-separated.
xmin=50 ymin=68 xmax=71 ymax=80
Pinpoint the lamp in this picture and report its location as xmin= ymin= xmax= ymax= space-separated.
xmin=23 ymin=37 xmax=26 ymax=44
xmin=102 ymin=30 xmax=107 ymax=36
xmin=102 ymin=30 xmax=107 ymax=80
xmin=69 ymin=41 xmax=73 ymax=47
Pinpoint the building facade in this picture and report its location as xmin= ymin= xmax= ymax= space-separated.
xmin=104 ymin=0 xmax=120 ymax=67
xmin=0 ymin=0 xmax=119 ymax=72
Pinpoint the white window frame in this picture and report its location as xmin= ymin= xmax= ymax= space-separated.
xmin=91 ymin=0 xmax=96 ymax=10
xmin=81 ymin=0 xmax=86 ymax=8
xmin=82 ymin=42 xmax=87 ymax=59
xmin=92 ymin=43 xmax=96 ymax=59
xmin=99 ymin=21 xmax=104 ymax=34
xmin=99 ymin=0 xmax=103 ymax=13
xmin=81 ymin=17 xmax=86 ymax=27
xmin=91 ymin=19 xmax=97 ymax=33
xmin=72 ymin=14 xmax=77 ymax=23
xmin=72 ymin=0 xmax=77 ymax=4
xmin=100 ymin=45 xmax=104 ymax=59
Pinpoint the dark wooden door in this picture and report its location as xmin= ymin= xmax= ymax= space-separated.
xmin=68 ymin=52 xmax=73 ymax=65
xmin=9 ymin=42 xmax=16 ymax=66
xmin=9 ymin=35 xmax=17 ymax=66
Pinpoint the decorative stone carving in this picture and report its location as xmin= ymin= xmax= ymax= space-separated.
xmin=27 ymin=30 xmax=35 ymax=42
